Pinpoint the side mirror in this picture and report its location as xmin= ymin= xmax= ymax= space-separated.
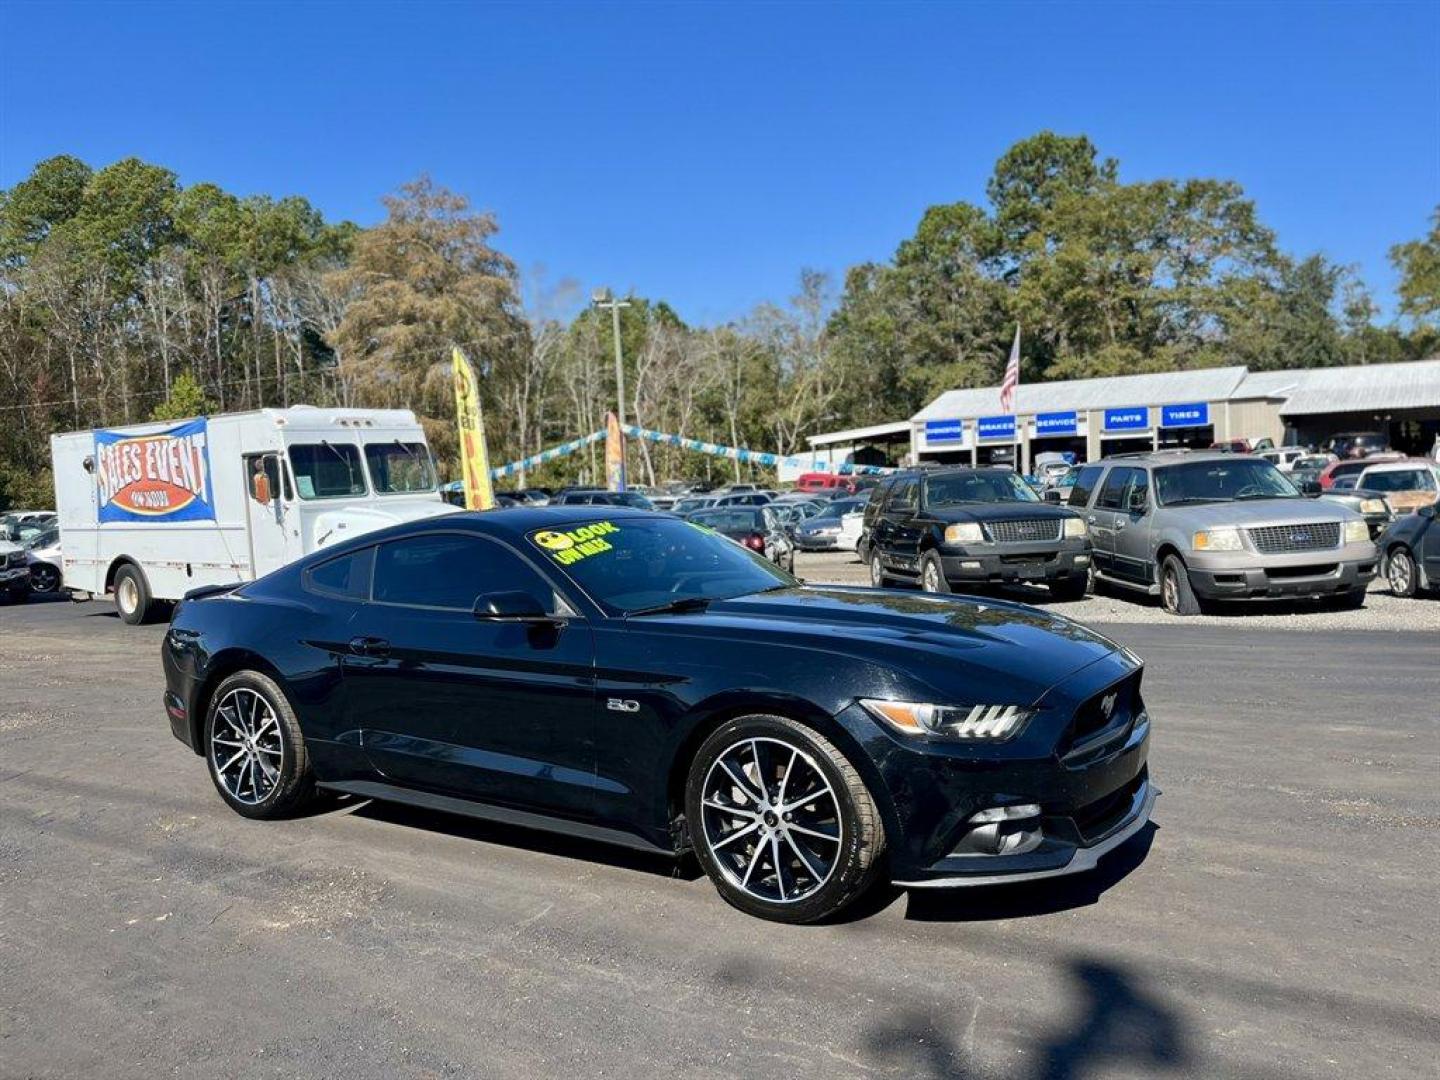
xmin=473 ymin=590 xmax=557 ymax=623
xmin=1420 ymin=504 xmax=1437 ymax=519
xmin=1043 ymin=490 xmax=1061 ymax=504
xmin=1299 ymin=479 xmax=1321 ymax=496
xmin=1127 ymin=490 xmax=1148 ymax=514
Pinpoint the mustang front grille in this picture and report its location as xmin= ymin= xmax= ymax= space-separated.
xmin=1245 ymin=522 xmax=1340 ymax=554
xmin=985 ymin=518 xmax=1062 ymax=543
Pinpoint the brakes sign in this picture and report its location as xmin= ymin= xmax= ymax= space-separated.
xmin=531 ymin=521 xmax=620 ymax=565
xmin=95 ymin=419 xmax=216 ymax=523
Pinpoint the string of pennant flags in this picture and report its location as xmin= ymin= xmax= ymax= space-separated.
xmin=487 ymin=424 xmax=896 ymax=481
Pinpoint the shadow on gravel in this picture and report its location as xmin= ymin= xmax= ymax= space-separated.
xmin=860 ymin=953 xmax=1191 ymax=1079
xmin=343 ymin=797 xmax=703 ymax=881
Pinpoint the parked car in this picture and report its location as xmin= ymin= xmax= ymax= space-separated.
xmin=1318 ymin=453 xmax=1403 ymax=490
xmin=1258 ymin=448 xmax=1308 ymax=472
xmin=686 ymin=506 xmax=795 ymax=573
xmin=1042 ymin=465 xmax=1082 ymax=505
xmin=1315 ymin=489 xmax=1394 ymax=540
xmin=1377 ymin=498 xmax=1440 ymax=598
xmin=23 ymin=524 xmax=63 ymax=593
xmin=554 ymin=489 xmax=657 ymax=510
xmin=1348 ymin=460 xmax=1440 ymax=514
xmin=1066 ymin=451 xmax=1376 ymax=615
xmin=1037 ymin=460 xmax=1074 ymax=488
xmin=862 ymin=468 xmax=1091 ymax=600
xmin=1288 ymin=453 xmax=1337 ymax=491
xmin=1 ymin=510 xmax=56 ymax=545
xmin=711 ymin=492 xmax=772 ymax=508
xmin=1326 ymin=432 xmax=1390 ymax=459
xmin=0 ymin=537 xmax=30 ymax=603
xmin=793 ymin=497 xmax=870 ymax=551
xmin=162 ymin=507 xmax=1154 ymax=923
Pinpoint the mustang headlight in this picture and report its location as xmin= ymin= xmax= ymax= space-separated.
xmin=1342 ymin=519 xmax=1370 ymax=544
xmin=1063 ymin=517 xmax=1088 ymax=539
xmin=943 ymin=522 xmax=985 ymax=545
xmin=1192 ymin=527 xmax=1243 ymax=552
xmin=1358 ymin=499 xmax=1388 ymax=515
xmin=860 ymin=699 xmax=1034 ymax=741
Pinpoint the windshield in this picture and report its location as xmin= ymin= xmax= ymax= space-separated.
xmin=814 ymin=499 xmax=865 ymax=521
xmin=364 ymin=442 xmax=437 ymax=494
xmin=924 ymin=472 xmax=1040 ymax=507
xmin=689 ymin=508 xmax=765 ymax=533
xmin=1154 ymin=458 xmax=1300 ymax=506
xmin=528 ymin=516 xmax=793 ymax=614
xmin=289 ymin=442 xmax=367 ymax=499
xmin=1361 ymin=468 xmax=1436 ymax=493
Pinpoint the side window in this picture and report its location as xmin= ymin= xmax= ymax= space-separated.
xmin=373 ymin=534 xmax=556 ymax=611
xmin=1068 ymin=466 xmax=1104 ymax=508
xmin=890 ymin=479 xmax=918 ymax=513
xmin=1097 ymin=468 xmax=1135 ymax=510
xmin=304 ymin=547 xmax=374 ymax=600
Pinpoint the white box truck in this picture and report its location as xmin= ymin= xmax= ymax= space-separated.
xmin=51 ymin=406 xmax=459 ymax=623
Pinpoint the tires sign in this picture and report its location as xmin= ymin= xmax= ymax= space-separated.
xmin=95 ymin=419 xmax=216 ymax=523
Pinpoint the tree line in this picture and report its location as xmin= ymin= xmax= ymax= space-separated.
xmin=2 ymin=132 xmax=1437 ymax=508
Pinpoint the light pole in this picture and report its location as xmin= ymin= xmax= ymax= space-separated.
xmin=592 ymin=288 xmax=631 ymax=429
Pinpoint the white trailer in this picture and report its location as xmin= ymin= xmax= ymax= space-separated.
xmin=51 ymin=406 xmax=459 ymax=623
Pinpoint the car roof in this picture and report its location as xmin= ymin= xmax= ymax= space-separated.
xmin=1095 ymin=450 xmax=1239 ymax=467
xmin=1358 ymin=459 xmax=1434 ymax=472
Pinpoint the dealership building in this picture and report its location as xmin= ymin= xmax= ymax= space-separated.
xmin=898 ymin=357 xmax=1440 ymax=472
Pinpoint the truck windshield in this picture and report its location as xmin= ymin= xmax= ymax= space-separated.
xmin=289 ymin=442 xmax=367 ymax=499
xmin=924 ymin=472 xmax=1039 ymax=506
xmin=1154 ymin=458 xmax=1300 ymax=506
xmin=364 ymin=441 xmax=437 ymax=494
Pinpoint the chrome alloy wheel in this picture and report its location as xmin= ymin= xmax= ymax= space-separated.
xmin=1387 ymin=550 xmax=1414 ymax=595
xmin=922 ymin=560 xmax=942 ymax=592
xmin=700 ymin=736 xmax=843 ymax=904
xmin=210 ymin=688 xmax=284 ymax=805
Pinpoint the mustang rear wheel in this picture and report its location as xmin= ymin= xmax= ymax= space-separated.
xmin=205 ymin=671 xmax=316 ymax=819
xmin=685 ymin=715 xmax=885 ymax=923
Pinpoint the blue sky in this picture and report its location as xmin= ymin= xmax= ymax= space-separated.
xmin=1 ymin=1 xmax=1436 ymax=324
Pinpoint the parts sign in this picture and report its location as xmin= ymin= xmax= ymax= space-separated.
xmin=95 ymin=420 xmax=216 ymax=523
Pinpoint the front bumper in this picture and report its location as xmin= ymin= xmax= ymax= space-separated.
xmin=795 ymin=531 xmax=841 ymax=551
xmin=939 ymin=540 xmax=1091 ymax=585
xmin=1187 ymin=544 xmax=1377 ymax=599
xmin=0 ymin=566 xmax=31 ymax=594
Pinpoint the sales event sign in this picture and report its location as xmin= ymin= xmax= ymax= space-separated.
xmin=95 ymin=420 xmax=215 ymax=523
xmin=976 ymin=415 xmax=1017 ymax=440
xmin=1035 ymin=411 xmax=1078 ymax=436
xmin=925 ymin=419 xmax=965 ymax=443
xmin=1160 ymin=402 xmax=1210 ymax=428
xmin=1103 ymin=407 xmax=1150 ymax=433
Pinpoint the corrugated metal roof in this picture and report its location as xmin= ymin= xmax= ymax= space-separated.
xmin=912 ymin=366 xmax=1250 ymax=422
xmin=1263 ymin=358 xmax=1440 ymax=416
xmin=807 ymin=420 xmax=912 ymax=447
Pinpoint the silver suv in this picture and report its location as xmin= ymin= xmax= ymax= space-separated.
xmin=1066 ymin=451 xmax=1377 ymax=614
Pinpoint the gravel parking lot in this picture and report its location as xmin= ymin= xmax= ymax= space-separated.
xmin=1 ymin=597 xmax=1436 ymax=1079
xmin=795 ymin=551 xmax=1440 ymax=632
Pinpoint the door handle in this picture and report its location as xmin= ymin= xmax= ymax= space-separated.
xmin=348 ymin=636 xmax=390 ymax=658
xmin=1115 ymin=520 xmax=1127 ymax=530
xmin=1087 ymin=515 xmax=1096 ymax=524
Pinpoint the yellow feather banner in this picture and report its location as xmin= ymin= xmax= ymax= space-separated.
xmin=451 ymin=346 xmax=495 ymax=511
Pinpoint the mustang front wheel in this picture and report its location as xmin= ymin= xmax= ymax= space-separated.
xmin=685 ymin=715 xmax=885 ymax=923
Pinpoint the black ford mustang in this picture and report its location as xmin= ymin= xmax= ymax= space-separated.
xmin=162 ymin=507 xmax=1154 ymax=923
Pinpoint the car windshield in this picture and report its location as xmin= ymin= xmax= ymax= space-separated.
xmin=1361 ymin=468 xmax=1436 ymax=493
xmin=924 ymin=472 xmax=1040 ymax=506
xmin=1154 ymin=458 xmax=1300 ymax=506
xmin=528 ymin=516 xmax=793 ymax=614
xmin=25 ymin=527 xmax=59 ymax=549
xmin=814 ymin=499 xmax=865 ymax=520
xmin=1295 ymin=456 xmax=1330 ymax=469
xmin=688 ymin=508 xmax=765 ymax=533
xmin=363 ymin=442 xmax=437 ymax=494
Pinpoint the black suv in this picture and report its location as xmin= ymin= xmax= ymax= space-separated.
xmin=859 ymin=468 xmax=1092 ymax=599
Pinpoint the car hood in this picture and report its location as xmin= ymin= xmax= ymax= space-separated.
xmin=642 ymin=586 xmax=1130 ymax=706
xmin=1161 ymin=497 xmax=1359 ymax=528
xmin=1372 ymin=490 xmax=1437 ymax=512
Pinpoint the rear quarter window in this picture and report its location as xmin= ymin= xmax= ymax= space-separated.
xmin=303 ymin=547 xmax=374 ymax=600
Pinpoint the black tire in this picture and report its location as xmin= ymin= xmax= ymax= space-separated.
xmin=685 ymin=714 xmax=886 ymax=924
xmin=204 ymin=670 xmax=316 ymax=819
xmin=113 ymin=563 xmax=155 ymax=625
xmin=1332 ymin=587 xmax=1368 ymax=610
xmin=1159 ymin=555 xmax=1201 ymax=616
xmin=30 ymin=564 xmax=60 ymax=594
xmin=1386 ymin=546 xmax=1418 ymax=598
xmin=919 ymin=551 xmax=951 ymax=594
xmin=869 ymin=551 xmax=892 ymax=588
xmin=1048 ymin=575 xmax=1089 ymax=602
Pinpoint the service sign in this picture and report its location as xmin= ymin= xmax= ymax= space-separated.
xmin=1160 ymin=402 xmax=1209 ymax=428
xmin=1035 ymin=411 xmax=1078 ymax=436
xmin=924 ymin=419 xmax=965 ymax=443
xmin=1103 ymin=407 xmax=1150 ymax=433
xmin=95 ymin=420 xmax=215 ymax=523
xmin=977 ymin=415 xmax=1017 ymax=440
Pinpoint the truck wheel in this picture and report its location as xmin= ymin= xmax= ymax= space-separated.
xmin=1048 ymin=575 xmax=1089 ymax=602
xmin=113 ymin=563 xmax=154 ymax=625
xmin=1159 ymin=555 xmax=1201 ymax=616
xmin=869 ymin=552 xmax=892 ymax=588
xmin=920 ymin=552 xmax=951 ymax=594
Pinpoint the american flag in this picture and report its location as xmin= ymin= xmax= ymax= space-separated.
xmin=1000 ymin=324 xmax=1021 ymax=414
